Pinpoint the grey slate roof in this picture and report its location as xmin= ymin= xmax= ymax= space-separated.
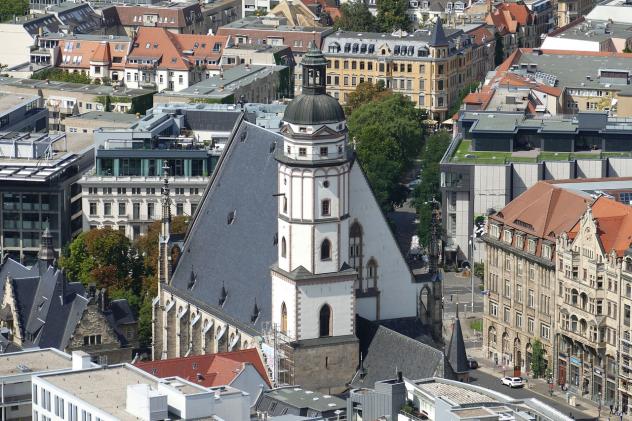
xmin=169 ymin=117 xmax=284 ymax=332
xmin=283 ymin=93 xmax=345 ymax=125
xmin=183 ymin=110 xmax=242 ymax=132
xmin=430 ymin=18 xmax=449 ymax=47
xmin=351 ymin=317 xmax=455 ymax=388
xmin=446 ymin=310 xmax=469 ymax=374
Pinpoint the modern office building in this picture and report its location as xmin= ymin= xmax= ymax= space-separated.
xmin=31 ymin=364 xmax=228 ymax=421
xmin=80 ymin=103 xmax=250 ymax=239
xmin=441 ymin=111 xmax=632 ymax=263
xmin=0 ymin=93 xmax=48 ymax=134
xmin=321 ymin=20 xmax=478 ymax=121
xmin=0 ymin=132 xmax=93 ymax=264
xmin=542 ymin=17 xmax=632 ymax=53
xmin=0 ymin=349 xmax=92 ymax=421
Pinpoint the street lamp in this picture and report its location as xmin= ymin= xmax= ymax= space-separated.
xmin=598 ymin=392 xmax=602 ymax=417
xmin=469 ymin=232 xmax=475 ymax=313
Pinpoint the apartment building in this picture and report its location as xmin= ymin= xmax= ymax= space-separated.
xmin=497 ymin=49 xmax=632 ymax=116
xmin=0 ymin=93 xmax=48 ymax=133
xmin=542 ymin=17 xmax=632 ymax=53
xmin=80 ymin=104 xmax=250 ymax=239
xmin=0 ymin=77 xmax=154 ymax=132
xmin=441 ymin=111 xmax=632 ymax=263
xmin=124 ymin=27 xmax=229 ymax=92
xmin=557 ymin=0 xmax=593 ymax=27
xmin=482 ymin=182 xmax=591 ymax=374
xmin=101 ymin=2 xmax=208 ymax=36
xmin=321 ymin=20 xmax=477 ymax=121
xmin=486 ymin=2 xmax=541 ymax=58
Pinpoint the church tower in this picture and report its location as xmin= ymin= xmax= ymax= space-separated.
xmin=270 ymin=42 xmax=359 ymax=393
xmin=157 ymin=162 xmax=172 ymax=285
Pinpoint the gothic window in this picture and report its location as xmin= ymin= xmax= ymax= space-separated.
xmin=281 ymin=237 xmax=287 ymax=258
xmin=367 ymin=258 xmax=378 ymax=289
xmin=350 ymin=222 xmax=363 ymax=288
xmin=321 ymin=199 xmax=330 ymax=217
xmin=321 ymin=239 xmax=331 ymax=261
xmin=281 ymin=302 xmax=288 ymax=334
xmin=319 ymin=304 xmax=332 ymax=337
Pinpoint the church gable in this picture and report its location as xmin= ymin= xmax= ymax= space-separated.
xmin=348 ymin=163 xmax=417 ymax=321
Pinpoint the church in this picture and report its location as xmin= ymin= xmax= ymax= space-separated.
xmin=153 ymin=43 xmax=442 ymax=393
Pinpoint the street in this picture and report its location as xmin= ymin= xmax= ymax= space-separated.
xmin=470 ymin=369 xmax=596 ymax=421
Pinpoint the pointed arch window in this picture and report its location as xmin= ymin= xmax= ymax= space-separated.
xmin=281 ymin=237 xmax=287 ymax=258
xmin=367 ymin=258 xmax=378 ymax=289
xmin=321 ymin=239 xmax=331 ymax=261
xmin=319 ymin=304 xmax=332 ymax=337
xmin=350 ymin=222 xmax=363 ymax=289
xmin=281 ymin=302 xmax=288 ymax=334
xmin=283 ymin=196 xmax=287 ymax=214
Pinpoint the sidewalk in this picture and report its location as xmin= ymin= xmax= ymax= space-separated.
xmin=468 ymin=347 xmax=607 ymax=420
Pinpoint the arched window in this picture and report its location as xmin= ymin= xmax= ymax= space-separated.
xmin=321 ymin=199 xmax=331 ymax=216
xmin=281 ymin=302 xmax=288 ymax=334
xmin=283 ymin=196 xmax=287 ymax=214
xmin=350 ymin=222 xmax=363 ymax=289
xmin=281 ymin=237 xmax=287 ymax=258
xmin=321 ymin=239 xmax=331 ymax=260
xmin=367 ymin=258 xmax=378 ymax=289
xmin=319 ymin=304 xmax=332 ymax=337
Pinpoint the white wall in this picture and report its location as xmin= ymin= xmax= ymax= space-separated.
xmin=608 ymin=158 xmax=632 ymax=177
xmin=271 ymin=272 xmax=298 ymax=340
xmin=348 ymin=163 xmax=417 ymax=320
xmin=543 ymin=161 xmax=573 ymax=179
xmin=0 ymin=25 xmax=33 ymax=67
xmin=540 ymin=36 xmax=601 ymax=52
xmin=297 ymin=280 xmax=354 ymax=340
xmin=512 ymin=163 xmax=540 ymax=197
xmin=576 ymin=159 xmax=604 ymax=178
xmin=212 ymin=390 xmax=250 ymax=421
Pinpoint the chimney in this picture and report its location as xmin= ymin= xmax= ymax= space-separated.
xmin=99 ymin=288 xmax=108 ymax=312
xmin=72 ymin=351 xmax=92 ymax=370
xmin=397 ymin=371 xmax=403 ymax=382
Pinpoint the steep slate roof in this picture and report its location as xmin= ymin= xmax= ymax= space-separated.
xmin=429 ymin=18 xmax=449 ymax=47
xmin=351 ymin=317 xmax=455 ymax=388
xmin=1 ymin=259 xmax=89 ymax=350
xmin=571 ymin=196 xmax=632 ymax=257
xmin=168 ymin=117 xmax=283 ymax=333
xmin=135 ymin=348 xmax=271 ymax=387
xmin=103 ymin=3 xmax=204 ymax=30
xmin=446 ymin=307 xmax=468 ymax=374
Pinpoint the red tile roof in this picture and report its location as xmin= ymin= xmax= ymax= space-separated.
xmin=570 ymin=196 xmax=632 ymax=257
xmin=135 ymin=348 xmax=272 ymax=388
xmin=57 ymin=39 xmax=130 ymax=70
xmin=486 ymin=2 xmax=533 ymax=34
xmin=128 ymin=27 xmax=228 ymax=71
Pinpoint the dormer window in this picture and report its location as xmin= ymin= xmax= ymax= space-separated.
xmin=542 ymin=244 xmax=552 ymax=259
xmin=489 ymin=224 xmax=500 ymax=238
xmin=503 ymin=229 xmax=512 ymax=244
xmin=528 ymin=239 xmax=537 ymax=253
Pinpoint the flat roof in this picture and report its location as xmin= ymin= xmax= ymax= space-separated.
xmin=0 ymin=77 xmax=153 ymax=97
xmin=513 ymin=50 xmax=632 ymax=90
xmin=550 ymin=20 xmax=632 ymax=42
xmin=64 ymin=111 xmax=139 ymax=125
xmin=0 ymin=92 xmax=39 ymax=115
xmin=264 ymin=387 xmax=346 ymax=412
xmin=414 ymin=381 xmax=495 ymax=405
xmin=0 ymin=348 xmax=71 ymax=378
xmin=158 ymin=64 xmax=286 ymax=98
xmin=40 ymin=32 xmax=131 ymax=42
xmin=221 ymin=16 xmax=330 ymax=32
xmin=40 ymin=365 xmax=208 ymax=421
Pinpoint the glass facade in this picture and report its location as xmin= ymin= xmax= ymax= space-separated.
xmin=1 ymin=192 xmax=62 ymax=265
xmin=96 ymin=157 xmax=210 ymax=177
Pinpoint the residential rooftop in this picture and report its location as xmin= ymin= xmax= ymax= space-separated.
xmin=0 ymin=348 xmax=71 ymax=378
xmin=508 ymin=49 xmax=632 ymax=91
xmin=546 ymin=18 xmax=632 ymax=43
xmin=0 ymin=92 xmax=40 ymax=115
xmin=262 ymin=387 xmax=346 ymax=412
xmin=39 ymin=32 xmax=131 ymax=42
xmin=412 ymin=380 xmax=495 ymax=405
xmin=156 ymin=64 xmax=287 ymax=99
xmin=40 ymin=365 xmax=210 ymax=421
xmin=0 ymin=77 xmax=154 ymax=97
xmin=221 ymin=15 xmax=330 ymax=32
xmin=64 ymin=111 xmax=139 ymax=126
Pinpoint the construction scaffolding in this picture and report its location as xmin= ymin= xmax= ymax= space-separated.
xmin=261 ymin=321 xmax=295 ymax=387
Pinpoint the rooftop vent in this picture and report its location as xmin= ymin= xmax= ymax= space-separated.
xmin=17 ymin=364 xmax=32 ymax=373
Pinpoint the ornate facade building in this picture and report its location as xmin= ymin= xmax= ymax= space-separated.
xmin=152 ymin=43 xmax=442 ymax=393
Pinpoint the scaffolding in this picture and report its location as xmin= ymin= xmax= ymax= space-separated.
xmin=261 ymin=321 xmax=295 ymax=387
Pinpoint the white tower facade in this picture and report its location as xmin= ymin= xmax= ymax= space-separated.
xmin=270 ymin=43 xmax=358 ymax=392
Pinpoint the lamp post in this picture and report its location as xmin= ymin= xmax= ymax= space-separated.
xmin=469 ymin=232 xmax=475 ymax=313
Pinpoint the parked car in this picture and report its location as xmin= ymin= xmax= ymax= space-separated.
xmin=500 ymin=376 xmax=525 ymax=388
xmin=467 ymin=357 xmax=479 ymax=369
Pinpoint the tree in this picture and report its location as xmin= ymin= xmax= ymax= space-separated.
xmin=348 ymin=93 xmax=425 ymax=212
xmin=31 ymin=68 xmax=92 ymax=84
xmin=624 ymin=47 xmax=632 ymax=53
xmin=376 ymin=0 xmax=412 ymax=32
xmin=414 ymin=131 xmax=451 ymax=247
xmin=448 ymin=82 xmax=480 ymax=118
xmin=494 ymin=32 xmax=505 ymax=66
xmin=60 ymin=228 xmax=143 ymax=291
xmin=530 ymin=339 xmax=547 ymax=378
xmin=345 ymin=81 xmax=390 ymax=115
xmin=0 ymin=0 xmax=28 ymax=22
xmin=333 ymin=0 xmax=377 ymax=32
